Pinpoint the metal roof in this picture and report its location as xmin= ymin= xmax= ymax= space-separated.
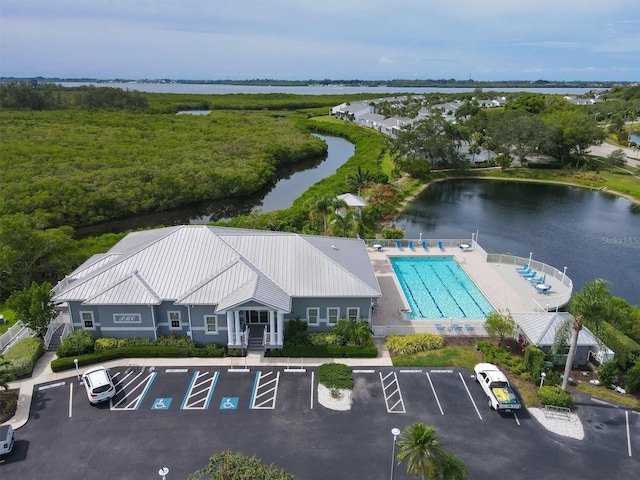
xmin=514 ymin=312 xmax=606 ymax=348
xmin=54 ymin=226 xmax=381 ymax=310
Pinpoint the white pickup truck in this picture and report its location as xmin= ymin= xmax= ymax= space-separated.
xmin=474 ymin=363 xmax=521 ymax=412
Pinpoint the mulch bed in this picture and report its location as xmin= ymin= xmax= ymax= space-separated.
xmin=0 ymin=389 xmax=18 ymax=424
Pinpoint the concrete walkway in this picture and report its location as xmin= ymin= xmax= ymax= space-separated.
xmin=5 ymin=340 xmax=393 ymax=430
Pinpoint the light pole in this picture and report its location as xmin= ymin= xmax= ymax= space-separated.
xmin=73 ymin=358 xmax=80 ymax=381
xmin=528 ymin=252 xmax=533 ymax=266
xmin=540 ymin=372 xmax=546 ymax=388
xmin=159 ymin=467 xmax=169 ymax=480
xmin=390 ymin=427 xmax=400 ymax=480
xmin=419 ymin=232 xmax=422 ymax=243
xmin=562 ymin=266 xmax=567 ymax=283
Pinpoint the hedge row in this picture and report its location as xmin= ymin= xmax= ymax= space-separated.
xmin=3 ymin=337 xmax=44 ymax=379
xmin=265 ymin=345 xmax=378 ymax=358
xmin=385 ymin=333 xmax=444 ymax=355
xmin=50 ymin=344 xmax=230 ymax=372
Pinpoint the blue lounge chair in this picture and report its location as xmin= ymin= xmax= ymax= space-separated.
xmin=516 ymin=263 xmax=530 ymax=272
xmin=409 ymin=241 xmax=414 ymax=250
xmin=438 ymin=241 xmax=445 ymax=251
xmin=451 ymin=324 xmax=462 ymax=333
xmin=522 ymin=271 xmax=537 ymax=279
xmin=396 ymin=240 xmax=402 ymax=249
xmin=530 ymin=275 xmax=544 ymax=285
xmin=464 ymin=324 xmax=475 ymax=334
xmin=435 ymin=323 xmax=446 ymax=334
xmin=421 ymin=240 xmax=428 ymax=250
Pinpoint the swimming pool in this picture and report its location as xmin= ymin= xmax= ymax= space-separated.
xmin=390 ymin=256 xmax=494 ymax=321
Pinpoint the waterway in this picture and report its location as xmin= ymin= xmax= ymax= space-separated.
xmin=395 ymin=179 xmax=640 ymax=307
xmin=57 ymin=82 xmax=596 ymax=96
xmin=74 ymin=135 xmax=354 ymax=236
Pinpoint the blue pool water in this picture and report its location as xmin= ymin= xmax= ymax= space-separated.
xmin=390 ymin=256 xmax=494 ymax=321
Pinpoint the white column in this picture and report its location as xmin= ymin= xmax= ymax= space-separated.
xmin=150 ymin=306 xmax=157 ymax=340
xmin=234 ymin=311 xmax=241 ymax=345
xmin=276 ymin=311 xmax=284 ymax=346
xmin=269 ymin=311 xmax=276 ymax=346
xmin=226 ymin=311 xmax=234 ymax=346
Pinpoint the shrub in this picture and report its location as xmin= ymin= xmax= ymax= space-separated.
xmin=537 ymin=385 xmax=573 ymax=409
xmin=188 ymin=450 xmax=294 ymax=480
xmin=385 ymin=333 xmax=444 ymax=355
xmin=266 ymin=344 xmax=378 ymax=358
xmin=523 ymin=345 xmax=546 ymax=383
xmin=308 ymin=332 xmax=344 ymax=346
xmin=284 ymin=317 xmax=308 ymax=346
xmin=3 ymin=337 xmax=44 ymax=379
xmin=56 ymin=329 xmax=95 ymax=357
xmin=94 ymin=337 xmax=119 ymax=352
xmin=477 ymin=341 xmax=513 ymax=365
xmin=318 ymin=363 xmax=353 ymax=390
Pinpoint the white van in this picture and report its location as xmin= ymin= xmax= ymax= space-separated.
xmin=0 ymin=424 xmax=14 ymax=457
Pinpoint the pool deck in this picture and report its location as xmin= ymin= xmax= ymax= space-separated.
xmin=368 ymin=245 xmax=570 ymax=336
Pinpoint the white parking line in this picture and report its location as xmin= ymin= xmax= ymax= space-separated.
xmin=458 ymin=372 xmax=482 ymax=420
xmin=251 ymin=371 xmax=280 ymax=409
xmin=626 ymin=410 xmax=632 ymax=457
xmin=425 ymin=373 xmax=444 ymax=416
xmin=310 ymin=371 xmax=314 ymax=410
xmin=380 ymin=371 xmax=406 ymax=414
xmin=111 ymin=371 xmax=157 ymax=410
xmin=39 ymin=381 xmax=65 ymax=391
xmin=68 ymin=383 xmax=73 ymax=418
xmin=181 ymin=371 xmax=219 ymax=410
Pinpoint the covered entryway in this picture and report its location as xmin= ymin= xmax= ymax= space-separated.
xmin=225 ymin=308 xmax=285 ymax=351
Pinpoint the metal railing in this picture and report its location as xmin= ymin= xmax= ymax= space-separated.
xmin=0 ymin=321 xmax=33 ymax=353
xmin=367 ymin=238 xmax=474 ymax=250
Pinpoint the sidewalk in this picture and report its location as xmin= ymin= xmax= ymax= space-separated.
xmin=5 ymin=340 xmax=393 ymax=430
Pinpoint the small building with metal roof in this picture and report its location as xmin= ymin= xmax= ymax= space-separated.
xmin=53 ymin=226 xmax=381 ymax=350
xmin=513 ymin=312 xmax=614 ymax=367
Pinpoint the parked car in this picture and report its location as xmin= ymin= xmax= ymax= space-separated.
xmin=0 ymin=424 xmax=14 ymax=457
xmin=81 ymin=366 xmax=116 ymax=404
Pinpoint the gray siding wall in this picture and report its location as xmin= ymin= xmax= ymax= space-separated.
xmin=69 ymin=302 xmax=155 ymax=340
xmin=290 ymin=297 xmax=372 ymax=332
xmin=188 ymin=305 xmax=226 ymax=346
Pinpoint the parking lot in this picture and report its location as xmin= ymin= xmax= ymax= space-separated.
xmin=2 ymin=366 xmax=639 ymax=479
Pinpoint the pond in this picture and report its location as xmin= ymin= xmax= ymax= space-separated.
xmin=395 ymin=179 xmax=640 ymax=307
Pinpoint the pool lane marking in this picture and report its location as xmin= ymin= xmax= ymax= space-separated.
xmin=429 ymin=265 xmax=466 ymax=316
xmin=408 ymin=265 xmax=440 ymax=317
xmin=110 ymin=371 xmax=157 ymax=410
xmin=399 ymin=267 xmax=426 ymax=317
xmin=425 ymin=373 xmax=444 ymax=416
xmin=446 ymin=265 xmax=488 ymax=316
xmin=181 ymin=371 xmax=219 ymax=410
xmin=458 ymin=372 xmax=483 ymax=420
xmin=380 ymin=371 xmax=406 ymax=414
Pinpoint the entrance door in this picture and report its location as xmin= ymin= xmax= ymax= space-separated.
xmin=243 ymin=310 xmax=269 ymax=325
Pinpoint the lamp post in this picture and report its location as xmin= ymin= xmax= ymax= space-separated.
xmin=540 ymin=372 xmax=546 ymax=388
xmin=73 ymin=359 xmax=80 ymax=381
xmin=528 ymin=252 xmax=533 ymax=266
xmin=562 ymin=266 xmax=567 ymax=283
xmin=390 ymin=427 xmax=400 ymax=480
xmin=159 ymin=467 xmax=169 ymax=480
xmin=471 ymin=232 xmax=475 ymax=247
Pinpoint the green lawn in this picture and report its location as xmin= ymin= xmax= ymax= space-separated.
xmin=0 ymin=306 xmax=16 ymax=335
xmin=391 ymin=346 xmax=484 ymax=371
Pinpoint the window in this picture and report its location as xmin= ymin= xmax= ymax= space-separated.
xmin=81 ymin=311 xmax=94 ymax=329
xmin=327 ymin=307 xmax=339 ymax=325
xmin=168 ymin=311 xmax=181 ymax=329
xmin=347 ymin=308 xmax=359 ymax=321
xmin=205 ymin=315 xmax=217 ymax=334
xmin=307 ymin=308 xmax=319 ymax=325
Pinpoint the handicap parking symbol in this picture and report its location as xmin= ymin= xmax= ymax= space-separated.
xmin=220 ymin=397 xmax=239 ymax=409
xmin=152 ymin=398 xmax=172 ymax=410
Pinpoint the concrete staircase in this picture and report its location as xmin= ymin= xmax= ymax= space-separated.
xmin=46 ymin=324 xmax=66 ymax=352
xmin=247 ymin=325 xmax=265 ymax=353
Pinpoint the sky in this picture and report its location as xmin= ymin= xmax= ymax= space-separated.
xmin=1 ymin=0 xmax=639 ymax=82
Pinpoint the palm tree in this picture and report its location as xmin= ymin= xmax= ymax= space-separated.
xmin=307 ymin=195 xmax=346 ymax=235
xmin=555 ymin=278 xmax=613 ymax=391
xmin=434 ymin=451 xmax=468 ymax=480
xmin=327 ymin=209 xmax=361 ymax=238
xmin=395 ymin=422 xmax=446 ymax=480
xmin=346 ymin=166 xmax=374 ymax=196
